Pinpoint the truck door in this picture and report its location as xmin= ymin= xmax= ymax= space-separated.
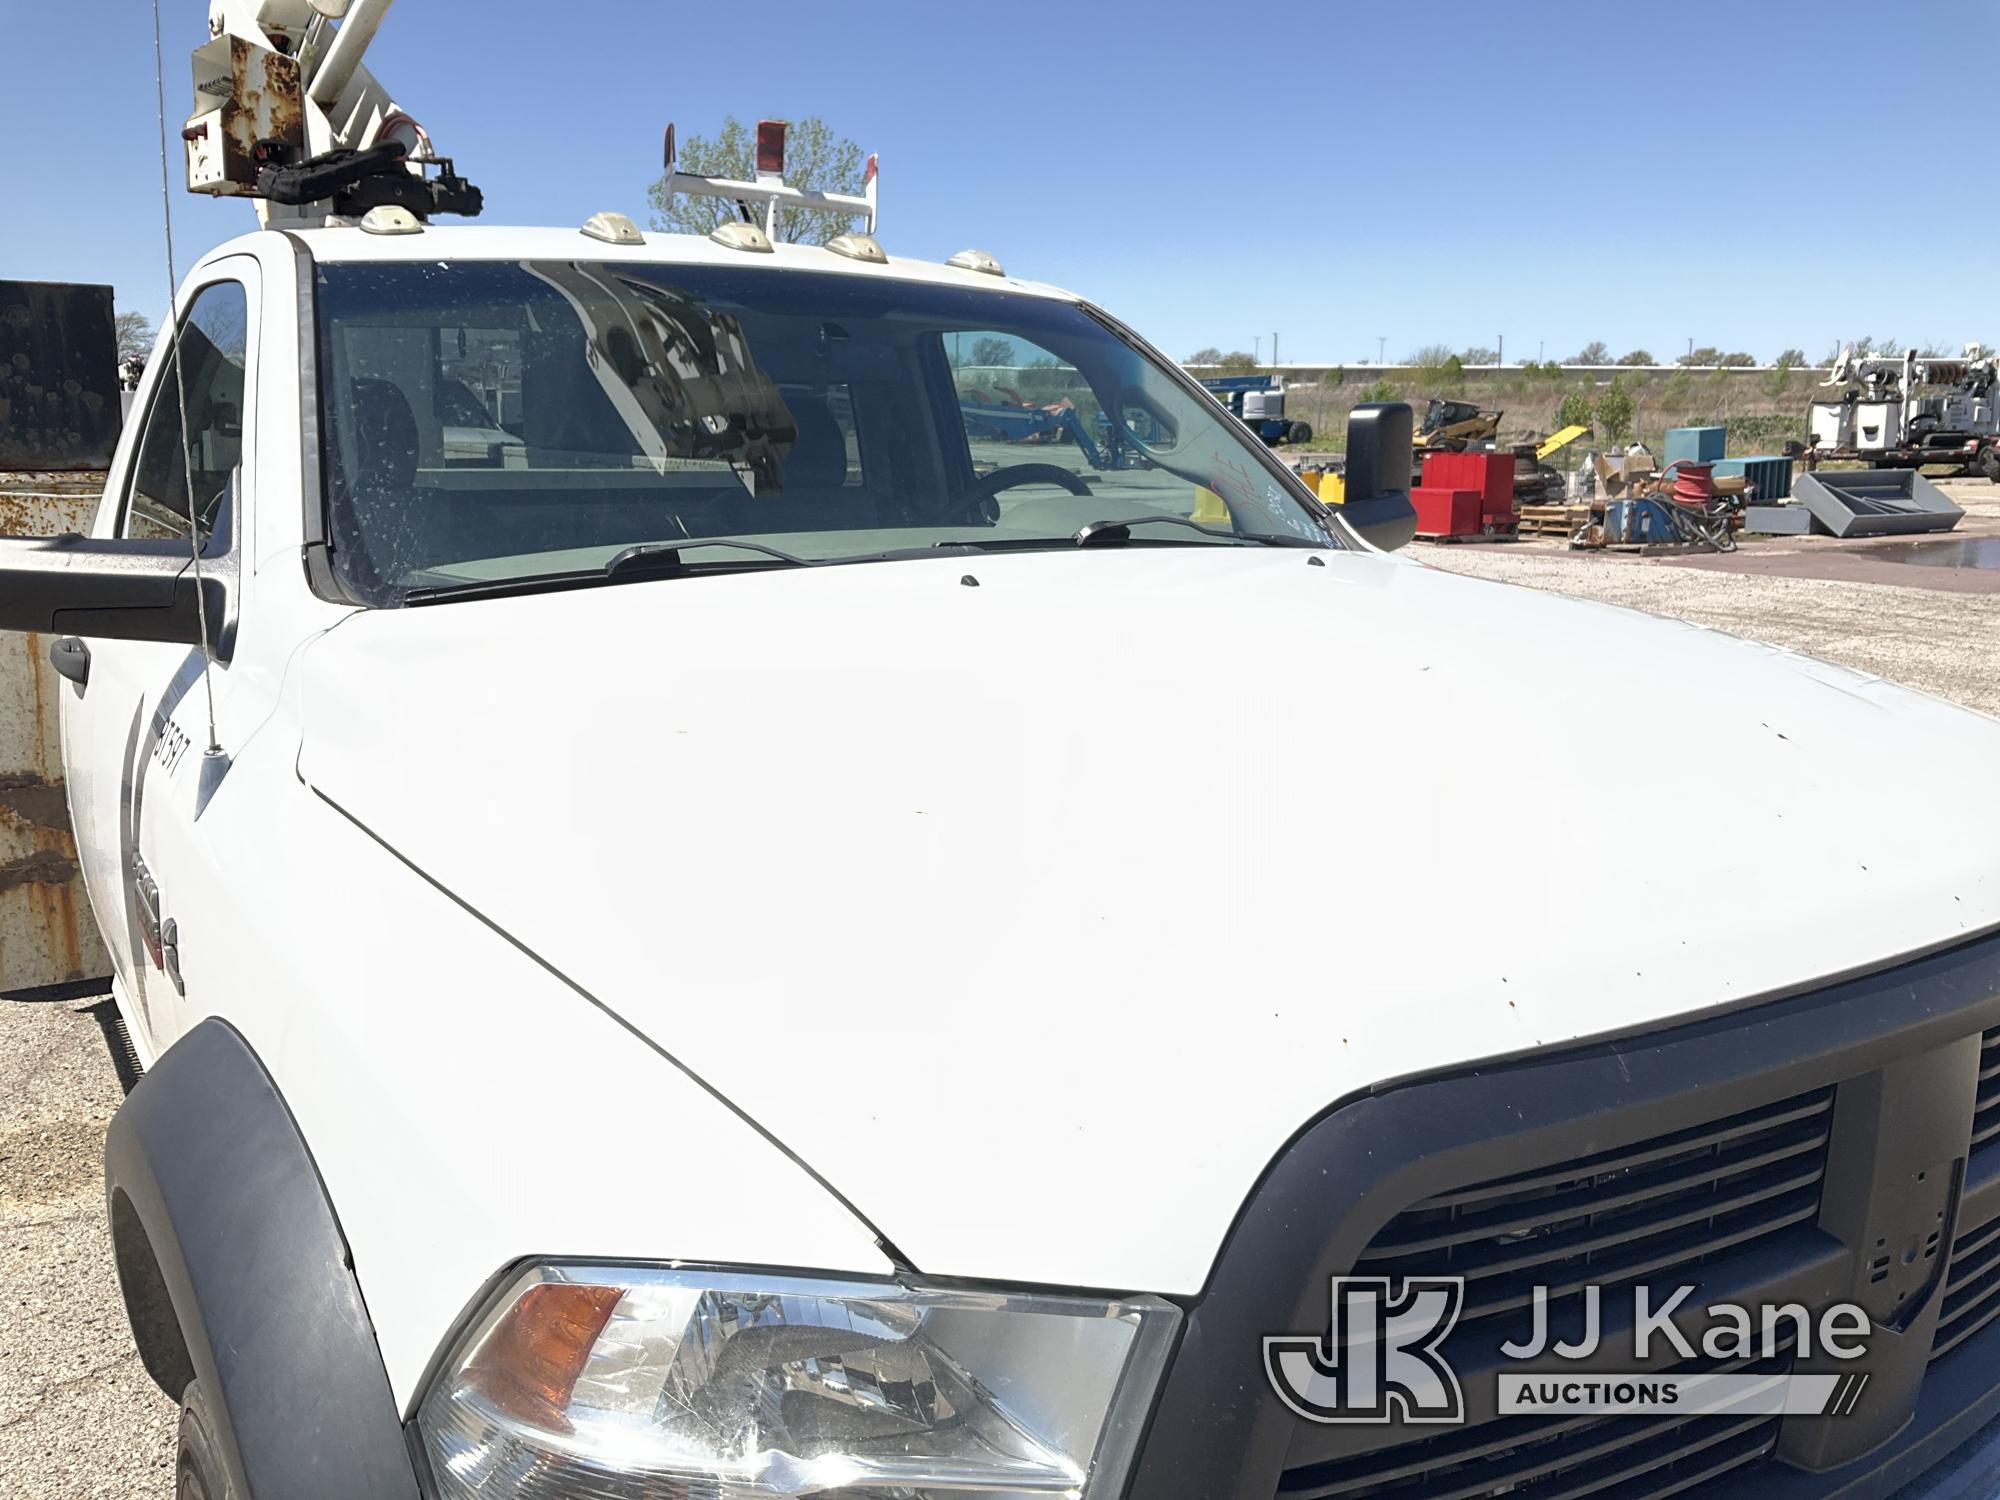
xmin=61 ymin=265 xmax=256 ymax=1053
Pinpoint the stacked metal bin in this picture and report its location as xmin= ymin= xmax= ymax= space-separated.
xmin=1711 ymin=455 xmax=1793 ymax=500
xmin=1664 ymin=426 xmax=1727 ymax=466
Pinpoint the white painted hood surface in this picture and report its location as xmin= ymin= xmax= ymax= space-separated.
xmin=297 ymin=547 xmax=2000 ymax=1295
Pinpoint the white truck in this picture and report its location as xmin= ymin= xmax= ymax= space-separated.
xmin=12 ymin=3 xmax=2000 ymax=1498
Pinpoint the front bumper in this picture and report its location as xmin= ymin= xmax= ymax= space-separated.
xmin=1895 ymin=1399 xmax=2000 ymax=1497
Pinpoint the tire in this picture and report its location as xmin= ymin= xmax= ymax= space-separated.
xmin=1289 ymin=422 xmax=1313 ymax=446
xmin=177 ymin=1382 xmax=241 ymax=1500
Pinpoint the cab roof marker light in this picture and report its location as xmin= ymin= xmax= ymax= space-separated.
xmin=358 ymin=204 xmax=422 ymax=235
xmin=826 ymin=232 xmax=887 ymax=264
xmin=948 ymin=248 xmax=1005 ymax=277
xmin=710 ymin=221 xmax=774 ymax=254
xmin=580 ymin=211 xmax=644 ymax=246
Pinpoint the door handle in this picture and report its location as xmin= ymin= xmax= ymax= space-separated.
xmin=160 ymin=918 xmax=185 ymax=996
xmin=49 ymin=637 xmax=89 ymax=689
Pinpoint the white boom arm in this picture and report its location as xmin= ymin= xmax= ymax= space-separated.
xmin=184 ymin=0 xmax=468 ymax=225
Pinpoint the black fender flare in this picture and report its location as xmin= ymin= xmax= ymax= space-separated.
xmin=103 ymin=1018 xmax=420 ymax=1499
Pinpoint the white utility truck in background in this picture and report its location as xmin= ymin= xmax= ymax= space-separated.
xmin=10 ymin=2 xmax=2000 ymax=1498
xmin=1809 ymin=341 xmax=2000 ymax=478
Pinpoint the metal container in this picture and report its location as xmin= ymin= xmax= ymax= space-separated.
xmin=1664 ymin=426 xmax=1727 ymax=465
xmin=0 ymin=472 xmax=111 ymax=993
xmin=1412 ymin=486 xmax=1482 ymax=538
xmin=1793 ymin=469 xmax=1964 ymax=538
xmin=0 ymin=282 xmax=123 ymax=472
xmin=1712 ymin=455 xmax=1793 ymax=501
xmin=1420 ymin=451 xmax=1513 ymax=519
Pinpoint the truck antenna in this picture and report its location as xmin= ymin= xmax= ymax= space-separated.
xmin=151 ymin=0 xmax=223 ymax=760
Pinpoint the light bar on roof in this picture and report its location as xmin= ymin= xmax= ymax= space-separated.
xmin=659 ymin=117 xmax=879 ymax=238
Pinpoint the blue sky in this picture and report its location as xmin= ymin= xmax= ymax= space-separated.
xmin=3 ymin=0 xmax=1991 ymax=364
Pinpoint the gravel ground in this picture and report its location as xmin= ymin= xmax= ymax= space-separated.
xmin=1420 ymin=543 xmax=2000 ymax=719
xmin=0 ymin=485 xmax=1994 ymax=1496
xmin=0 ymin=1001 xmax=174 ymax=1494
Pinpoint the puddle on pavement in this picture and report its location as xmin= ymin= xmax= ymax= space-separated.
xmin=1867 ymin=537 xmax=2000 ymax=571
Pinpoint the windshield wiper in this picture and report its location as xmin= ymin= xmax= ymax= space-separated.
xmin=1071 ymin=515 xmax=1325 ymax=549
xmin=605 ymin=539 xmax=818 ymax=575
xmin=401 ymin=539 xmax=817 ymax=605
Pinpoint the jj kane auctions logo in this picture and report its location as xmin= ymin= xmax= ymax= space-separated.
xmin=1266 ymin=1278 xmax=1877 ymax=1424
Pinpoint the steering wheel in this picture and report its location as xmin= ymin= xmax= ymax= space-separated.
xmin=951 ymin=462 xmax=1093 ymax=523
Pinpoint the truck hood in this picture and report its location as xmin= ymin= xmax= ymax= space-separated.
xmin=297 ymin=547 xmax=2000 ymax=1295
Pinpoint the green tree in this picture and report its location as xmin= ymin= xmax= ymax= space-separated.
xmin=648 ymin=116 xmax=867 ymax=244
xmin=1360 ymin=377 xmax=1399 ymax=402
xmin=1187 ymin=347 xmax=1225 ymax=367
xmin=1596 ymin=376 xmax=1635 ymax=443
xmin=1680 ymin=346 xmax=1723 ymax=367
xmin=1556 ymin=385 xmax=1596 ymax=430
xmin=1215 ymin=351 xmax=1259 ymax=376
xmin=966 ymin=336 xmax=1014 ymax=368
xmin=1774 ymin=348 xmax=1806 ymax=370
xmin=114 ymin=310 xmax=154 ymax=362
xmin=1718 ymin=351 xmax=1756 ymax=368
xmin=1460 ymin=346 xmax=1497 ymax=365
xmin=1617 ymin=349 xmax=1655 ymax=366
xmin=1569 ymin=341 xmax=1610 ymax=365
xmin=1407 ymin=343 xmax=1456 ymax=370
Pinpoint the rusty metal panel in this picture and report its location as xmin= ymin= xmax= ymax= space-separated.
xmin=0 ymin=282 xmax=123 ymax=472
xmin=0 ymin=474 xmax=111 ymax=991
xmin=186 ymin=35 xmax=305 ymax=195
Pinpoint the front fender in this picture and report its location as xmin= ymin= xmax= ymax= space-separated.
xmin=105 ymin=1017 xmax=420 ymax=1499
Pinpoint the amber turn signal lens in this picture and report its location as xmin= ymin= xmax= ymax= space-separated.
xmin=462 ymin=1281 xmax=624 ymax=1432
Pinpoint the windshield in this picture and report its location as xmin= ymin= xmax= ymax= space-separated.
xmin=313 ymin=261 xmax=1333 ymax=603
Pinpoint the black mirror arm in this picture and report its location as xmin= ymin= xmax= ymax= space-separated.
xmin=0 ymin=535 xmax=223 ymax=650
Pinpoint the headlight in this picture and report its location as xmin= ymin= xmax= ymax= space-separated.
xmin=415 ymin=1262 xmax=1180 ymax=1498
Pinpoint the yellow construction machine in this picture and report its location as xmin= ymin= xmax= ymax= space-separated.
xmin=1414 ymin=398 xmax=1503 ymax=454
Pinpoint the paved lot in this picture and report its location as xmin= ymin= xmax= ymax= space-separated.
xmin=0 ymin=481 xmax=1994 ymax=1495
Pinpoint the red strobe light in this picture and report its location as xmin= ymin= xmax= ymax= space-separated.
xmin=756 ymin=119 xmax=787 ymax=176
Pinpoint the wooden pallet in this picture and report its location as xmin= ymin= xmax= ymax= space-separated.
xmin=1416 ymin=526 xmax=1520 ymax=544
xmin=1517 ymin=504 xmax=1590 ymax=537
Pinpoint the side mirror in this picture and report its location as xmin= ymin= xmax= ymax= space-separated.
xmin=1338 ymin=402 xmax=1418 ymax=552
xmin=0 ymin=535 xmax=224 ymax=649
